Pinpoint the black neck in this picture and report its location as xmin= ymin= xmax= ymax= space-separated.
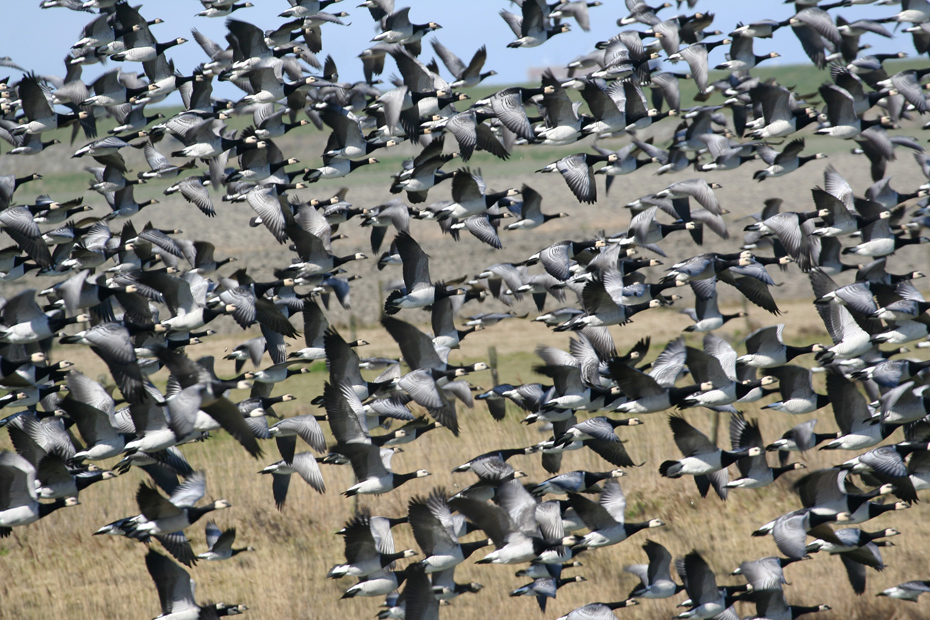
xmin=461 ymin=539 xmax=490 ymax=558
xmin=380 ymin=550 xmax=409 ymax=566
xmin=785 ymin=344 xmax=816 ymax=360
xmin=606 ymin=601 xmax=632 ymax=610
xmin=790 ymin=605 xmax=824 ymax=618
xmin=771 ymin=465 xmax=797 ymax=481
xmin=38 ymin=498 xmax=69 ymax=518
xmin=186 ymin=504 xmax=217 ymax=524
xmin=720 ymin=449 xmax=749 ymax=468
xmin=668 ymin=385 xmax=701 ymax=405
xmin=624 ymin=520 xmax=653 ymax=536
xmin=735 ymin=381 xmax=762 ymax=398
xmin=394 ymin=471 xmax=419 ymax=486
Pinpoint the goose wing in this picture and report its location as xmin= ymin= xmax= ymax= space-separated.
xmin=669 ymin=415 xmax=717 ymax=456
xmin=145 ymin=550 xmax=197 ymax=616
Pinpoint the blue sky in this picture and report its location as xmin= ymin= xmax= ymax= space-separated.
xmin=3 ymin=0 xmax=909 ymax=102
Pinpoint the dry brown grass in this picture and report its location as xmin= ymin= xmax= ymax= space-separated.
xmin=3 ymin=58 xmax=930 ymax=620
xmin=2 ymin=298 xmax=930 ymax=620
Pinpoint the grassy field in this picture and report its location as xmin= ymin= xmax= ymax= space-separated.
xmin=8 ymin=57 xmax=927 ymax=192
xmin=4 ymin=55 xmax=930 ymax=620
xmin=2 ymin=297 xmax=930 ymax=620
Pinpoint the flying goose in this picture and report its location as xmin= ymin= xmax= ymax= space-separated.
xmin=0 ymin=289 xmax=89 ymax=345
xmin=751 ymin=507 xmax=851 ymax=561
xmin=567 ymin=479 xmax=664 ymax=549
xmin=389 ymin=141 xmax=457 ymax=204
xmin=373 ymin=6 xmax=441 ymax=50
xmin=727 ymin=413 xmax=806 ymax=489
xmin=674 ymin=550 xmax=729 ymax=620
xmin=661 ymin=252 xmax=752 ymax=285
xmin=110 ymin=33 xmax=187 ymax=63
xmin=737 ymin=324 xmax=824 ymax=368
xmin=730 ymin=555 xmax=804 ymax=592
xmin=807 ymin=526 xmax=899 ymax=594
xmin=816 ymin=83 xmax=888 ymax=140
xmin=878 ymin=581 xmax=930 ymax=602
xmin=811 ymin=289 xmax=875 ymax=366
xmin=839 ymin=441 xmax=927 ymax=504
xmin=431 ymin=295 xmax=481 ymax=350
xmin=766 ymin=419 xmax=838 ymax=466
xmin=384 ymin=231 xmax=460 ymax=314
xmin=323 ymin=326 xmax=397 ymax=404
xmin=337 ymin=444 xmax=429 ymax=496
xmin=681 ymin=278 xmax=745 ymax=332
xmin=59 ymin=321 xmax=145 ymax=404
xmin=328 ymin=509 xmax=415 ymax=579
xmin=0 ymin=451 xmax=79 ymax=537
xmin=449 ymin=495 xmax=571 ymax=565
xmin=841 ymin=219 xmax=929 ymax=258
xmin=145 ymin=549 xmax=247 ymax=619
xmin=627 ymin=206 xmax=699 ymax=254
xmin=819 ymin=372 xmax=895 ymax=451
xmin=320 ymin=104 xmax=396 ymax=160
xmin=667 ymin=42 xmax=721 ymax=95
xmin=624 ymin=539 xmax=682 ymax=600
xmin=555 ymin=601 xmax=639 ymax=620
xmin=13 ymin=73 xmax=95 ymax=138
xmin=532 ymin=470 xmax=625 ymax=496
xmin=576 ymin=79 xmax=627 ymax=137
xmin=536 ymin=152 xmax=617 ymax=204
xmin=877 ymin=381 xmax=930 ymax=427
xmin=753 ymin=138 xmax=827 ymax=181
xmin=60 ymin=370 xmax=125 ymax=461
xmin=388 ymin=564 xmax=439 ymax=619
xmin=304 ymin=154 xmax=380 ymax=182
xmin=435 ymin=168 xmax=518 ymax=221
xmin=195 ymin=1 xmax=254 ymax=18
xmin=510 ymin=575 xmax=587 ymax=612
xmin=744 ymin=590 xmax=831 ymax=620
xmin=501 ymin=1 xmax=570 ymax=48
xmin=280 ymin=203 xmax=367 ymax=276
xmin=241 ymin=362 xmax=307 ymax=385
xmin=528 ymin=340 xmax=603 ymax=414
xmin=659 ymin=415 xmax=762 ymax=500
xmin=408 ymin=486 xmax=490 ymax=573
xmin=551 ymin=416 xmax=642 ymax=468
xmin=716 ymin=33 xmax=779 ymax=72
xmin=430 ymin=41 xmax=496 ymax=88
xmin=761 ymin=365 xmax=829 ymax=415
xmin=611 ymin=339 xmax=696 ymax=415
xmin=793 ymin=468 xmax=907 ymax=525
xmin=340 ymin=568 xmax=407 ymax=599
xmin=100 ymin=471 xmax=229 ymax=539
xmin=680 ymin=334 xmax=772 ymax=410
xmin=452 ymin=448 xmax=537 ymax=475
xmin=170 ymin=119 xmax=264 ymax=159
xmin=197 ymin=521 xmax=254 ymax=561
xmin=154 ymin=349 xmax=262 ymax=457
xmin=259 ymin=451 xmax=326 ymax=508
xmin=747 ymin=83 xmax=816 ymax=139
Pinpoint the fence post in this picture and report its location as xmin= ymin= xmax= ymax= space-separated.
xmin=742 ymin=296 xmax=751 ymax=332
xmin=709 ymin=411 xmax=720 ymax=446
